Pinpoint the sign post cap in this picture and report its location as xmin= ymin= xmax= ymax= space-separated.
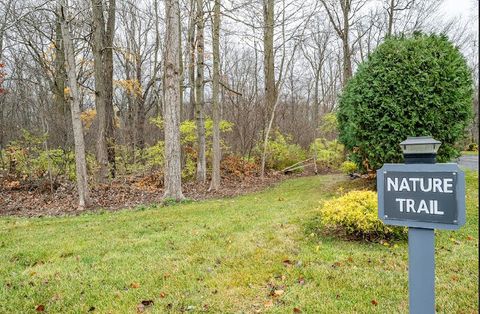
xmin=400 ymin=136 xmax=442 ymax=155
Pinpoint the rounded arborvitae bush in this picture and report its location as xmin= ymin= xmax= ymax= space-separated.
xmin=338 ymin=32 xmax=473 ymax=171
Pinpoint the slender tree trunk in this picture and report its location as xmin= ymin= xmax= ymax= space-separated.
xmin=0 ymin=28 xmax=5 ymax=150
xmin=91 ymin=0 xmax=116 ymax=182
xmin=387 ymin=0 xmax=394 ymax=36
xmin=209 ymin=0 xmax=221 ymax=190
xmin=125 ymin=46 xmax=135 ymax=156
xmin=341 ymin=0 xmax=352 ymax=85
xmin=187 ymin=0 xmax=196 ymax=120
xmin=195 ymin=0 xmax=206 ymax=182
xmin=312 ymin=68 xmax=320 ymax=174
xmin=178 ymin=6 xmax=184 ymax=119
xmin=260 ymin=0 xmax=275 ymax=178
xmin=104 ymin=0 xmax=116 ymax=178
xmin=59 ymin=0 xmax=91 ymax=209
xmin=163 ymin=0 xmax=185 ymax=200
xmin=135 ymin=56 xmax=146 ymax=153
xmin=54 ymin=20 xmax=69 ymax=149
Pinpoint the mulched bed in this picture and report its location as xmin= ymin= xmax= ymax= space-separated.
xmin=0 ymin=171 xmax=296 ymax=217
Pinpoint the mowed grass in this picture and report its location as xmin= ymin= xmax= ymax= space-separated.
xmin=0 ymin=172 xmax=478 ymax=313
xmin=461 ymin=151 xmax=479 ymax=156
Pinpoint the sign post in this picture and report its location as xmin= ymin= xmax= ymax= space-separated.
xmin=377 ymin=136 xmax=466 ymax=314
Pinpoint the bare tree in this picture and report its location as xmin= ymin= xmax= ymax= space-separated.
xmin=186 ymin=0 xmax=196 ymax=120
xmin=385 ymin=0 xmax=414 ymax=37
xmin=194 ymin=0 xmax=206 ymax=182
xmin=320 ymin=0 xmax=367 ymax=86
xmin=58 ymin=0 xmax=91 ymax=209
xmin=163 ymin=0 xmax=184 ymax=200
xmin=209 ymin=0 xmax=221 ymax=190
xmin=90 ymin=0 xmax=116 ymax=182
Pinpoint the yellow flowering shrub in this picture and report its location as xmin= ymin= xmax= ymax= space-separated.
xmin=319 ymin=190 xmax=406 ymax=240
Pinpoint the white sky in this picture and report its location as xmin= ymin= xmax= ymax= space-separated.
xmin=442 ymin=0 xmax=478 ymax=26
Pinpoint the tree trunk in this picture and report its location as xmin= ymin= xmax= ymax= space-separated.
xmin=195 ymin=0 xmax=206 ymax=183
xmin=178 ymin=6 xmax=184 ymax=119
xmin=260 ymin=0 xmax=275 ymax=178
xmin=125 ymin=44 xmax=135 ymax=156
xmin=342 ymin=0 xmax=352 ymax=85
xmin=54 ymin=19 xmax=69 ymax=149
xmin=59 ymin=0 xmax=91 ymax=209
xmin=187 ymin=0 xmax=196 ymax=120
xmin=91 ymin=0 xmax=116 ymax=183
xmin=209 ymin=0 xmax=221 ymax=190
xmin=387 ymin=0 xmax=394 ymax=36
xmin=163 ymin=0 xmax=185 ymax=200
xmin=135 ymin=55 xmax=146 ymax=153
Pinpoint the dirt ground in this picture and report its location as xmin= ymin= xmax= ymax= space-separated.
xmin=0 ymin=170 xmax=316 ymax=217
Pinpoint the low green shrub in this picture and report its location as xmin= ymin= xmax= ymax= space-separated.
xmin=467 ymin=143 xmax=478 ymax=152
xmin=144 ymin=141 xmax=165 ymax=170
xmin=261 ymin=131 xmax=307 ymax=171
xmin=310 ymin=138 xmax=344 ymax=169
xmin=150 ymin=116 xmax=233 ymax=179
xmin=317 ymin=113 xmax=338 ymax=141
xmin=3 ymin=130 xmax=96 ymax=182
xmin=319 ymin=190 xmax=406 ymax=241
xmin=340 ymin=161 xmax=357 ymax=175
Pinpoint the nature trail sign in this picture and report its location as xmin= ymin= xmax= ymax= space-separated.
xmin=377 ymin=137 xmax=466 ymax=314
xmin=378 ymin=163 xmax=465 ymax=230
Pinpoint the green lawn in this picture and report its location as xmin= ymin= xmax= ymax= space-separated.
xmin=1 ymin=172 xmax=478 ymax=313
xmin=462 ymin=151 xmax=479 ymax=156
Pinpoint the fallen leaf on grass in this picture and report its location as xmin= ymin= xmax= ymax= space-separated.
xmin=35 ymin=305 xmax=45 ymax=312
xmin=371 ymin=299 xmax=378 ymax=306
xmin=293 ymin=307 xmax=302 ymax=313
xmin=137 ymin=300 xmax=154 ymax=313
xmin=466 ymin=235 xmax=475 ymax=241
xmin=130 ymin=282 xmax=140 ymax=289
xmin=450 ymin=238 xmax=461 ymax=245
xmin=332 ymin=261 xmax=342 ymax=268
xmin=273 ymin=289 xmax=284 ymax=297
xmin=137 ymin=304 xmax=145 ymax=313
xmin=141 ymin=300 xmax=154 ymax=306
xmin=51 ymin=294 xmax=61 ymax=301
xmin=159 ymin=292 xmax=166 ymax=298
xmin=451 ymin=275 xmax=459 ymax=281
xmin=283 ymin=259 xmax=294 ymax=267
xmin=264 ymin=300 xmax=274 ymax=308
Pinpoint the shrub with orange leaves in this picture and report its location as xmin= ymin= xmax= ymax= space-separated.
xmin=80 ymin=109 xmax=96 ymax=129
xmin=221 ymin=155 xmax=259 ymax=179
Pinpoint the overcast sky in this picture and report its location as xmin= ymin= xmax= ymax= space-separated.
xmin=442 ymin=0 xmax=478 ymax=32
xmin=442 ymin=0 xmax=476 ymax=17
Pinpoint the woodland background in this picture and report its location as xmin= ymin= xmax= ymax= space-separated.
xmin=0 ymin=0 xmax=478 ymax=212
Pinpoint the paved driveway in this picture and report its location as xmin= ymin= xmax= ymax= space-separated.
xmin=457 ymin=154 xmax=478 ymax=171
